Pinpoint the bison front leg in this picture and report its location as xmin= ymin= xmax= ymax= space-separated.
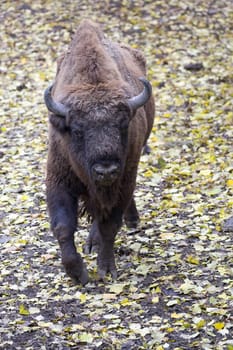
xmin=47 ymin=190 xmax=89 ymax=285
xmin=97 ymin=208 xmax=123 ymax=280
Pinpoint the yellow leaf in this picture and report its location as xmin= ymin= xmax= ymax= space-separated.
xmin=19 ymin=304 xmax=30 ymax=316
xmin=213 ymin=322 xmax=225 ymax=330
xmin=21 ymin=56 xmax=27 ymax=64
xmin=143 ymin=169 xmax=153 ymax=177
xmin=18 ymin=239 xmax=28 ymax=245
xmin=38 ymin=71 xmax=46 ymax=81
xmin=186 ymin=255 xmax=199 ymax=265
xmin=120 ymin=298 xmax=131 ymax=306
xmin=150 ymin=135 xmax=157 ymax=142
xmin=74 ymin=291 xmax=88 ymax=303
xmin=9 ymin=72 xmax=17 ymax=79
xmin=168 ymin=207 xmax=178 ymax=215
xmin=196 ymin=319 xmax=206 ymax=329
xmin=166 ymin=328 xmax=174 ymax=333
xmin=152 ymin=296 xmax=159 ymax=303
xmin=226 ymin=179 xmax=233 ymax=188
xmin=155 ymin=286 xmax=161 ymax=293
xmin=79 ymin=293 xmax=87 ymax=303
xmin=21 ymin=194 xmax=29 ymax=201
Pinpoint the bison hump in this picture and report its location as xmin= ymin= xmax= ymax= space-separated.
xmin=57 ymin=20 xmax=122 ymax=86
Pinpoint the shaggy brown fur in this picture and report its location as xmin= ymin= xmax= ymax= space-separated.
xmin=45 ymin=20 xmax=155 ymax=285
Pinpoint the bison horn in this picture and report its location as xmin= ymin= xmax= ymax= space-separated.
xmin=44 ymin=84 xmax=68 ymax=117
xmin=127 ymin=77 xmax=152 ymax=111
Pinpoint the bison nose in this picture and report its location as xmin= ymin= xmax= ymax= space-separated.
xmin=92 ymin=163 xmax=120 ymax=185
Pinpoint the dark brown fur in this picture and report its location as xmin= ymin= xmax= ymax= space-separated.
xmin=46 ymin=20 xmax=155 ymax=285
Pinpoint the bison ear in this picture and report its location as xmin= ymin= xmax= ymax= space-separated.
xmin=49 ymin=113 xmax=69 ymax=133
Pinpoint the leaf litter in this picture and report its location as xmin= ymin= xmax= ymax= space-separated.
xmin=0 ymin=0 xmax=233 ymax=349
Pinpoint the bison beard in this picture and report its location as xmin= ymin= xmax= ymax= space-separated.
xmin=44 ymin=19 xmax=155 ymax=285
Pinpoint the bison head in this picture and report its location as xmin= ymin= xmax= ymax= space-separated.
xmin=44 ymin=78 xmax=151 ymax=197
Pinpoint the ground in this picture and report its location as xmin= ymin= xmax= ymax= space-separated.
xmin=0 ymin=1 xmax=233 ymax=349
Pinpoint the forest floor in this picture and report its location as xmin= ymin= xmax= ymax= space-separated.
xmin=0 ymin=1 xmax=233 ymax=349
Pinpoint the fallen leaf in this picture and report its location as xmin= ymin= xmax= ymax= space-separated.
xmin=213 ymin=322 xmax=225 ymax=330
xmin=19 ymin=304 xmax=30 ymax=316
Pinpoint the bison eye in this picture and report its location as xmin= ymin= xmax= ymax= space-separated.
xmin=49 ymin=113 xmax=68 ymax=133
xmin=120 ymin=119 xmax=129 ymax=131
xmin=72 ymin=128 xmax=84 ymax=139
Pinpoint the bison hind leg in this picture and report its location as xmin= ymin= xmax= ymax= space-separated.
xmin=124 ymin=198 xmax=140 ymax=229
xmin=83 ymin=220 xmax=100 ymax=254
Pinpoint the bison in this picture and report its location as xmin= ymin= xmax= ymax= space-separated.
xmin=44 ymin=20 xmax=155 ymax=285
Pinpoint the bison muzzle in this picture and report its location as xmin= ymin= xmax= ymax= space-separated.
xmin=44 ymin=20 xmax=155 ymax=285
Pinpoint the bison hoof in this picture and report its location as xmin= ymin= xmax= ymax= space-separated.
xmin=125 ymin=218 xmax=139 ymax=229
xmin=98 ymin=267 xmax=117 ymax=281
xmin=62 ymin=253 xmax=89 ymax=286
xmin=97 ymin=253 xmax=117 ymax=281
xmin=79 ymin=264 xmax=89 ymax=285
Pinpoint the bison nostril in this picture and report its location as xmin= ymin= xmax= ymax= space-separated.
xmin=92 ymin=163 xmax=120 ymax=184
xmin=93 ymin=164 xmax=119 ymax=176
xmin=106 ymin=164 xmax=120 ymax=176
